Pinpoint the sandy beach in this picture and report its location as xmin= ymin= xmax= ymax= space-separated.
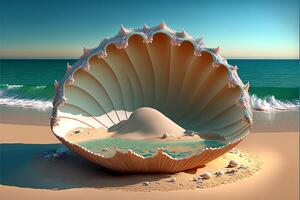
xmin=1 ymin=0 xmax=299 ymax=199
xmin=1 ymin=123 xmax=298 ymax=200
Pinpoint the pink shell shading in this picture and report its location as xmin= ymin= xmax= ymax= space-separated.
xmin=51 ymin=23 xmax=252 ymax=173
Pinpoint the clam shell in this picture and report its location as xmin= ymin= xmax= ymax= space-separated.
xmin=51 ymin=23 xmax=252 ymax=173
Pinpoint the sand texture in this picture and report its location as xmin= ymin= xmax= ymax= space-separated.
xmin=108 ymin=107 xmax=186 ymax=139
xmin=0 ymin=123 xmax=299 ymax=200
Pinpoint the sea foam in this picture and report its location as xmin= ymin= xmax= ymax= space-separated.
xmin=0 ymin=96 xmax=52 ymax=110
xmin=0 ymin=84 xmax=299 ymax=112
xmin=250 ymin=95 xmax=299 ymax=112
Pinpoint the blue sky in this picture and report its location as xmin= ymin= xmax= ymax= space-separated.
xmin=0 ymin=0 xmax=299 ymax=58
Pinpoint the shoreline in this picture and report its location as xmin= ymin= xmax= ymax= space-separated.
xmin=0 ymin=123 xmax=299 ymax=199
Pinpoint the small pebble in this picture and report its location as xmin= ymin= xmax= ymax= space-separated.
xmin=74 ymin=130 xmax=81 ymax=134
xmin=228 ymin=160 xmax=239 ymax=168
xmin=238 ymin=164 xmax=247 ymax=170
xmin=193 ymin=175 xmax=201 ymax=180
xmin=102 ymin=148 xmax=108 ymax=152
xmin=226 ymin=169 xmax=238 ymax=174
xmin=215 ymin=170 xmax=224 ymax=176
xmin=229 ymin=148 xmax=240 ymax=154
xmin=161 ymin=133 xmax=169 ymax=139
xmin=142 ymin=181 xmax=150 ymax=186
xmin=201 ymin=172 xmax=212 ymax=179
xmin=197 ymin=176 xmax=203 ymax=182
xmin=170 ymin=177 xmax=176 ymax=183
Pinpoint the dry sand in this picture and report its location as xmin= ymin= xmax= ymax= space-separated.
xmin=0 ymin=123 xmax=299 ymax=200
xmin=107 ymin=107 xmax=197 ymax=141
xmin=65 ymin=107 xmax=204 ymax=143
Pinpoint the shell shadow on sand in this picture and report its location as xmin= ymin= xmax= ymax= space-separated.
xmin=1 ymin=143 xmax=262 ymax=191
xmin=0 ymin=143 xmax=170 ymax=190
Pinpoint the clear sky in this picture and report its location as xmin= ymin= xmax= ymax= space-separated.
xmin=0 ymin=0 xmax=299 ymax=59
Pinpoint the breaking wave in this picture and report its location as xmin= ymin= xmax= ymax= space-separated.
xmin=0 ymin=84 xmax=299 ymax=112
xmin=0 ymin=96 xmax=52 ymax=110
xmin=250 ymin=95 xmax=299 ymax=112
xmin=0 ymin=84 xmax=53 ymax=110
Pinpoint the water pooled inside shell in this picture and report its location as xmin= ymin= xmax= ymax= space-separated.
xmin=65 ymin=107 xmax=225 ymax=159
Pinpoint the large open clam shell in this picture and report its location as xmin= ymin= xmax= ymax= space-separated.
xmin=51 ymin=22 xmax=252 ymax=173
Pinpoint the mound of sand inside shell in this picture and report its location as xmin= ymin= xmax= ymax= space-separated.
xmin=66 ymin=107 xmax=204 ymax=142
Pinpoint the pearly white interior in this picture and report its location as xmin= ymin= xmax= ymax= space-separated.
xmin=53 ymin=33 xmax=249 ymax=143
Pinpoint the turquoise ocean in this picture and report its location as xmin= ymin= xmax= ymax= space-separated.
xmin=0 ymin=59 xmax=299 ymax=113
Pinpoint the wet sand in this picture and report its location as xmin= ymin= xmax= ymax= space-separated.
xmin=0 ymin=123 xmax=299 ymax=200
